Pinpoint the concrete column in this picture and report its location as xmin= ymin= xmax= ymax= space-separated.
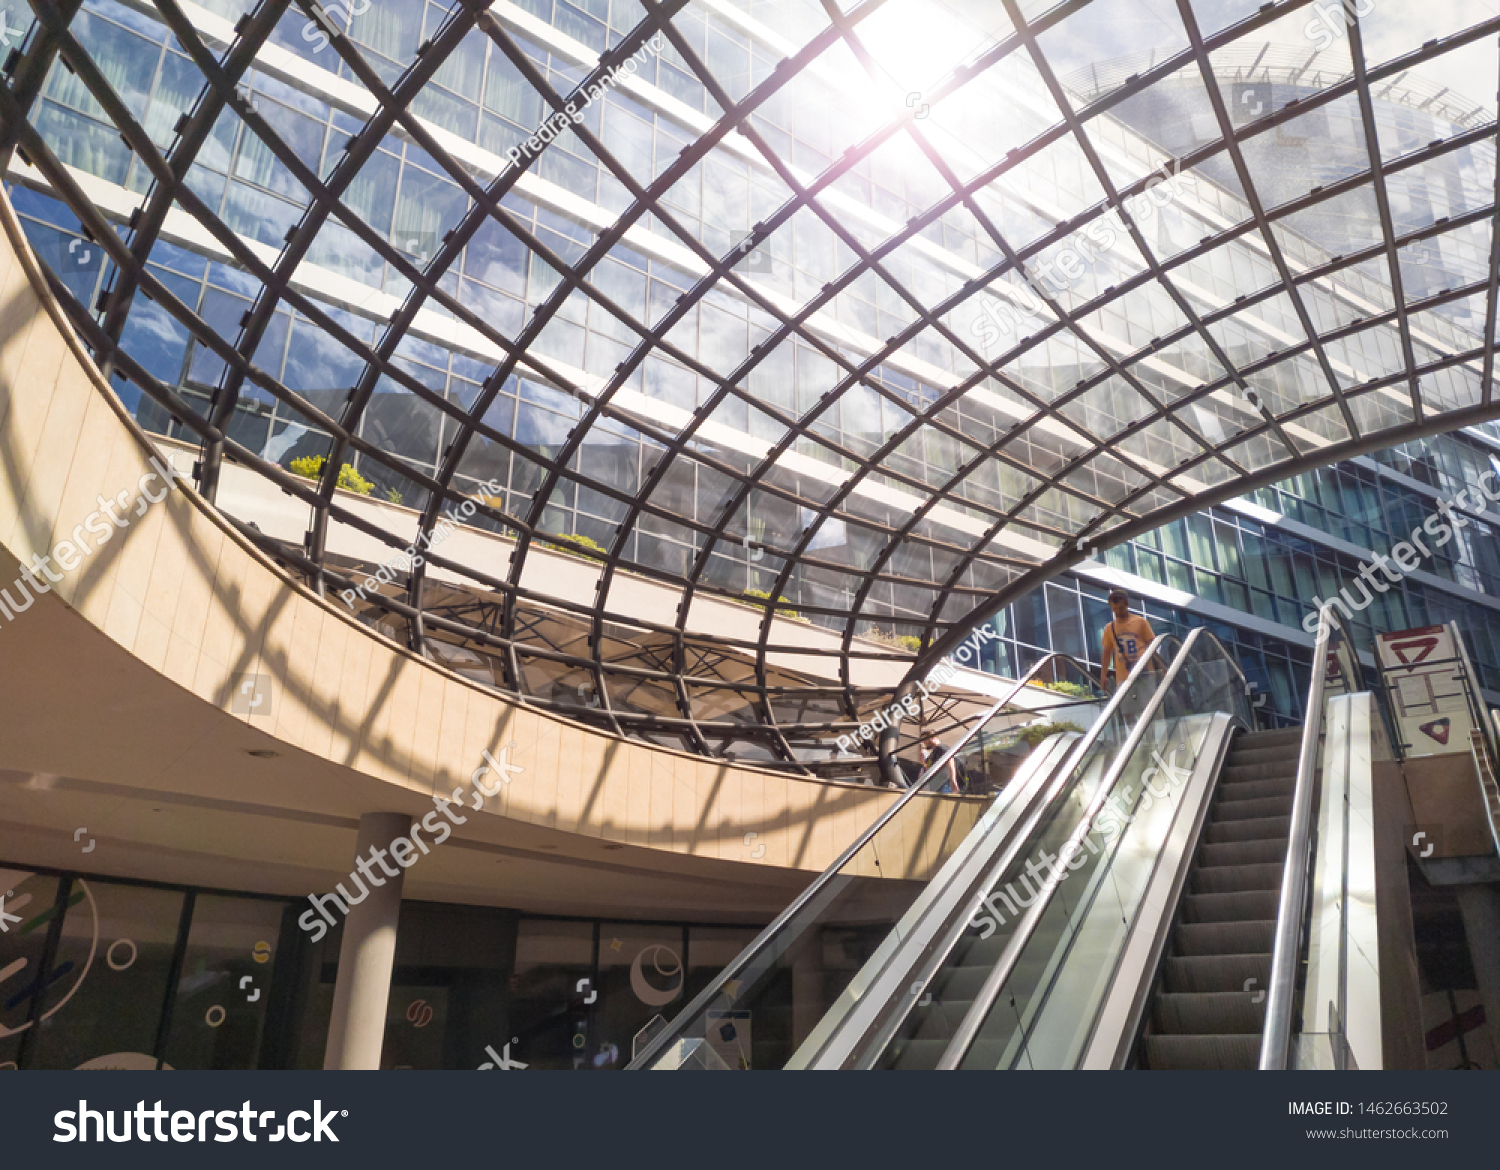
xmin=1455 ymin=884 xmax=1500 ymax=1068
xmin=323 ymin=812 xmax=413 ymax=1070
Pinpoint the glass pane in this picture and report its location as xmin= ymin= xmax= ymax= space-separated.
xmin=25 ymin=879 xmax=183 ymax=1070
xmin=382 ymin=903 xmax=518 ymax=1070
xmin=162 ymin=895 xmax=289 ymax=1070
xmin=510 ymin=919 xmax=594 ymax=1071
xmin=0 ymin=869 xmax=65 ymax=1069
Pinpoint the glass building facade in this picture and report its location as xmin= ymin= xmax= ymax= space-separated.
xmin=2 ymin=0 xmax=1497 ymax=763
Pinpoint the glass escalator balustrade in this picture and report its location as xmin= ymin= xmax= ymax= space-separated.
xmin=910 ymin=629 xmax=1254 ymax=1070
xmin=629 ymin=652 xmax=1109 ymax=1071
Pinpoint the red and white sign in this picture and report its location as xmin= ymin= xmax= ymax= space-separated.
xmin=1378 ymin=626 xmax=1472 ymax=758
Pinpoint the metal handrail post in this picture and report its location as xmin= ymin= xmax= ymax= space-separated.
xmin=1259 ymin=601 xmax=1339 ymax=1069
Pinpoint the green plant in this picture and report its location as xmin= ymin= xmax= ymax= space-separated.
xmin=541 ymin=532 xmax=607 ymax=559
xmin=1018 ymin=720 xmax=1084 ymax=748
xmin=286 ymin=455 xmax=374 ymax=496
xmin=742 ymin=587 xmax=800 ymax=620
xmin=384 ymin=487 xmax=404 ymax=505
xmin=1038 ymin=680 xmax=1092 ymax=699
xmin=863 ymin=628 xmax=923 ymax=653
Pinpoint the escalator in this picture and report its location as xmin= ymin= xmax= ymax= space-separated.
xmin=1140 ymin=726 xmax=1298 ymax=1069
xmin=627 ymin=633 xmax=1190 ymax=1071
xmin=841 ymin=627 xmax=1250 ymax=1071
xmin=630 ymin=604 xmax=1373 ymax=1072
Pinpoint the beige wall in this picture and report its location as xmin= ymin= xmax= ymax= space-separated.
xmin=0 ymin=193 xmax=981 ymax=902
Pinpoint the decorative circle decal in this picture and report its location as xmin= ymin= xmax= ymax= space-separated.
xmin=0 ymin=878 xmax=99 ymax=1040
xmin=252 ymin=941 xmax=271 ymax=964
xmin=629 ymin=944 xmax=684 ymax=1007
xmin=204 ymin=1005 xmax=226 ymax=1028
xmin=105 ymin=938 xmax=137 ymax=971
xmin=405 ymin=999 xmax=433 ymax=1028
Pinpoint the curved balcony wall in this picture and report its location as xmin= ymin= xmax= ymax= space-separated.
xmin=0 ymin=197 xmax=981 ymax=916
xmin=0 ymin=0 xmax=1494 ymax=776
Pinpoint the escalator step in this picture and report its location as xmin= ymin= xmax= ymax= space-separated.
xmin=1219 ymin=760 xmax=1299 ymax=784
xmin=1175 ymin=919 xmax=1276 ymax=956
xmin=1191 ymin=862 xmax=1284 ymax=895
xmin=1145 ymin=1034 xmax=1260 ymax=1070
xmin=888 ymin=1037 xmax=948 ymax=1070
xmin=1216 ymin=775 xmax=1298 ymax=802
xmin=1154 ymin=991 xmax=1267 ymax=1035
xmin=1235 ymin=728 xmax=1303 ymax=749
xmin=913 ymin=1000 xmax=973 ymax=1043
xmin=1163 ymin=952 xmax=1271 ymax=994
xmin=1181 ymin=889 xmax=1279 ymax=922
xmin=1225 ymin=744 xmax=1302 ymax=768
xmin=1199 ymin=838 xmax=1287 ymax=868
xmin=933 ymin=965 xmax=993 ymax=1002
xmin=1205 ymin=814 xmax=1291 ymax=842
xmin=1212 ymin=794 xmax=1294 ymax=822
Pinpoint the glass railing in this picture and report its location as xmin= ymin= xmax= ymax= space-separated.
xmin=931 ymin=628 xmax=1254 ymax=1070
xmin=627 ymin=651 xmax=1112 ymax=1071
xmin=859 ymin=634 xmax=1184 ymax=1068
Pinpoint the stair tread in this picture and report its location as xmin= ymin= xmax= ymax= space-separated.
xmin=1199 ymin=839 xmax=1287 ymax=867
xmin=1181 ymin=889 xmax=1280 ymax=923
xmin=1154 ymin=992 xmax=1268 ymax=1036
xmin=1204 ymin=815 xmax=1291 ymax=843
xmin=1192 ymin=862 xmax=1284 ymax=895
xmin=1213 ymin=795 xmax=1294 ymax=822
xmin=1145 ymin=1034 xmax=1260 ymax=1070
xmin=1163 ymin=952 xmax=1272 ymax=994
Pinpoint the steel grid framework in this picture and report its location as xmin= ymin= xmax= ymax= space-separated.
xmin=1 ymin=0 xmax=1496 ymax=774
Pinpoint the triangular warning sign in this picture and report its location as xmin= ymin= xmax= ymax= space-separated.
xmin=1390 ymin=635 xmax=1440 ymax=666
xmin=1419 ymin=718 xmax=1451 ymax=746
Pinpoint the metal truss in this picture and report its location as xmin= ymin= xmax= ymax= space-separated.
xmin=1 ymin=0 xmax=1496 ymax=778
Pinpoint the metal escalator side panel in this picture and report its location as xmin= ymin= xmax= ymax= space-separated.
xmin=787 ymin=732 xmax=1079 ymax=1070
xmin=868 ymin=748 xmax=1117 ymax=1070
xmin=626 ymin=651 xmax=1103 ymax=1071
xmin=860 ymin=634 xmax=1194 ymax=1070
xmin=1079 ymin=713 xmax=1239 ymax=1069
xmin=977 ymin=713 xmax=1235 ymax=1070
xmin=936 ymin=629 xmax=1256 ymax=1070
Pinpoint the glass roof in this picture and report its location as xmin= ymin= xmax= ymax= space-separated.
xmin=1 ymin=0 xmax=1496 ymax=769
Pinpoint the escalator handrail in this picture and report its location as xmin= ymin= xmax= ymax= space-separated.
xmin=625 ymin=649 xmax=1102 ymax=1070
xmin=937 ymin=626 xmax=1252 ymax=1069
xmin=833 ymin=633 xmax=1186 ymax=1068
xmin=1260 ymin=601 xmax=1346 ymax=1069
